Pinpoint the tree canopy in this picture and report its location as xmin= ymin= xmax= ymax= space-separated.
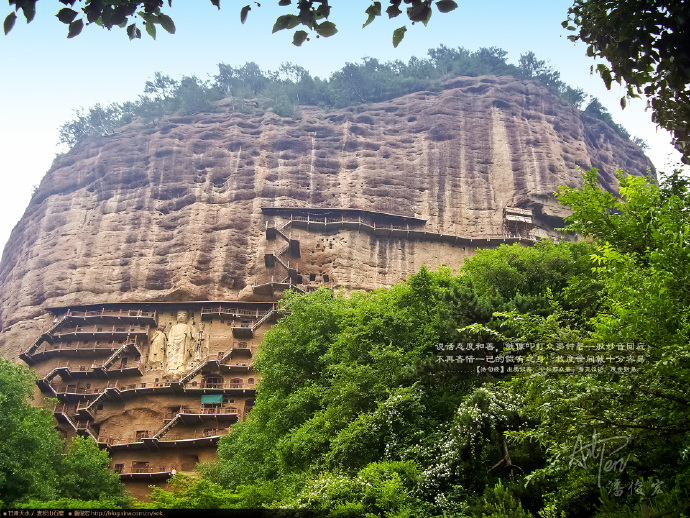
xmin=496 ymin=168 xmax=690 ymax=515
xmin=564 ymin=0 xmax=690 ymax=163
xmin=0 ymin=358 xmax=129 ymax=508
xmin=55 ymin=46 xmax=634 ymax=150
xmin=153 ymin=241 xmax=597 ymax=514
xmin=3 ymin=0 xmax=458 ymax=47
xmin=0 ymin=357 xmax=63 ymax=505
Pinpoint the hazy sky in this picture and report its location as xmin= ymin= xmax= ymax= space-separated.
xmin=0 ymin=1 xmax=686 ymax=253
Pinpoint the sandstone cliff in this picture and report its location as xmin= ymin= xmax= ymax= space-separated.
xmin=0 ymin=75 xmax=652 ymax=359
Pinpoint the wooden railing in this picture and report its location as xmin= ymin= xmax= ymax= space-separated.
xmin=52 ymin=384 xmax=106 ymax=395
xmin=76 ymin=399 xmax=97 ymax=413
xmin=252 ymin=309 xmax=277 ymax=331
xmin=105 ymin=379 xmax=168 ymax=391
xmin=65 ymin=308 xmax=157 ymax=319
xmin=201 ymin=306 xmax=275 ymax=317
xmin=42 ymin=341 xmax=121 ymax=351
xmin=53 ymin=403 xmax=78 ymax=415
xmin=161 ymin=429 xmax=227 ymax=441
xmin=115 ymin=465 xmax=171 ymax=474
xmin=45 ymin=337 xmax=140 ymax=352
xmin=288 ymin=214 xmax=424 ymax=230
xmin=130 ymin=466 xmax=168 ymax=473
xmin=74 ymin=420 xmax=99 ymax=437
xmin=108 ymin=360 xmax=142 ymax=371
xmin=54 ymin=324 xmax=149 ymax=335
xmin=48 ymin=358 xmax=140 ymax=373
xmin=51 ymin=377 xmax=248 ymax=395
xmin=284 ymin=213 xmax=542 ymax=243
xmin=98 ymin=435 xmax=150 ymax=445
xmin=164 ymin=407 xmax=239 ymax=420
xmin=22 ymin=338 xmax=124 ymax=358
xmin=187 ymin=381 xmax=248 ymax=390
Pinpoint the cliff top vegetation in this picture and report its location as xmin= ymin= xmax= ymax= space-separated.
xmin=57 ymin=45 xmax=639 ymax=151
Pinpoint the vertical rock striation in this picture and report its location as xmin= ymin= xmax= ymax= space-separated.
xmin=0 ymin=76 xmax=652 ymax=359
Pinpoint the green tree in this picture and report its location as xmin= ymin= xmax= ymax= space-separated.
xmin=286 ymin=460 xmax=421 ymax=516
xmin=138 ymin=474 xmax=240 ymax=509
xmin=144 ymin=71 xmax=179 ymax=101
xmin=58 ymin=103 xmax=127 ymax=147
xmin=57 ymin=436 xmax=128 ymax=505
xmin=498 ymin=168 xmax=690 ymax=515
xmin=215 ymin=62 xmax=270 ymax=100
xmin=0 ymin=358 xmax=62 ymax=505
xmin=565 ymin=0 xmax=690 ymax=162
xmin=582 ymin=98 xmax=630 ymax=139
xmin=0 ymin=359 xmax=129 ymax=508
xmin=478 ymin=480 xmax=535 ymax=518
xmin=170 ymin=75 xmax=221 ymax=116
xmin=202 ymin=282 xmax=475 ymax=510
xmin=518 ymin=52 xmax=561 ymax=89
xmin=133 ymin=95 xmax=167 ymax=126
xmin=460 ymin=239 xmax=596 ymax=320
xmin=57 ymin=47 xmax=634 ymax=149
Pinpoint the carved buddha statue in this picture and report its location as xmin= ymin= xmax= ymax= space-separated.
xmin=165 ymin=310 xmax=194 ymax=380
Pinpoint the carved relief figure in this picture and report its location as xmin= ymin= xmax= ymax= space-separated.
xmin=165 ymin=310 xmax=195 ymax=380
xmin=194 ymin=321 xmax=208 ymax=362
xmin=148 ymin=325 xmax=167 ymax=370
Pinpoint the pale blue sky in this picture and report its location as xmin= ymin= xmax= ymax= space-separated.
xmin=0 ymin=1 xmax=685 ymax=251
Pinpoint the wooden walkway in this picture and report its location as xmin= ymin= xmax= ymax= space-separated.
xmin=281 ymin=214 xmax=536 ymax=247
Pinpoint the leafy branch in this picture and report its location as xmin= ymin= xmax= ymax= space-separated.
xmin=4 ymin=0 xmax=458 ymax=47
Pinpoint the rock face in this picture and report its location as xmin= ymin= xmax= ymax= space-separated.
xmin=0 ymin=75 xmax=652 ymax=359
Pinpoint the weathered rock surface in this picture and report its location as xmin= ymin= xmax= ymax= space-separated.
xmin=0 ymin=75 xmax=652 ymax=359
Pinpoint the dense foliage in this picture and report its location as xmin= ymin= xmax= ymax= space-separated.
xmin=144 ymin=243 xmax=595 ymax=513
xmin=0 ymin=358 xmax=63 ymax=505
xmin=565 ymin=0 xmax=690 ymax=163
xmin=0 ymin=358 xmax=130 ymax=508
xmin=143 ymin=168 xmax=690 ymax=516
xmin=56 ymin=45 xmax=631 ymax=149
xmin=499 ymin=168 xmax=690 ymax=516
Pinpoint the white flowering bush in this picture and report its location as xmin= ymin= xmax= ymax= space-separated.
xmin=325 ymin=385 xmax=426 ymax=471
xmin=417 ymin=384 xmax=527 ymax=508
xmin=286 ymin=461 xmax=420 ymax=516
